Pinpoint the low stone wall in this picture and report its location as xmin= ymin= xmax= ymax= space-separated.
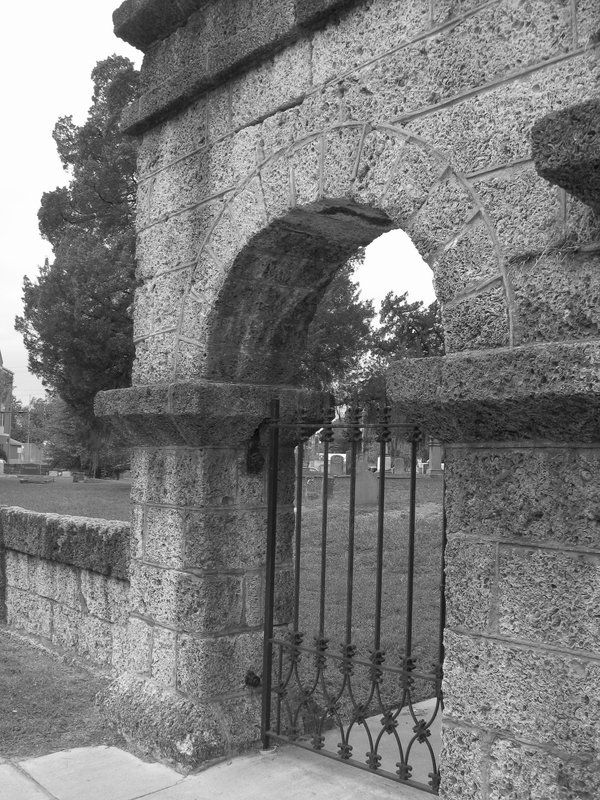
xmin=0 ymin=507 xmax=130 ymax=671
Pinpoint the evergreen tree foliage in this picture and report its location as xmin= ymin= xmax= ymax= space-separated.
xmin=15 ymin=56 xmax=139 ymax=474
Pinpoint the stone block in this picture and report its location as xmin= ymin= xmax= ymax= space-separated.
xmin=144 ymin=506 xmax=186 ymax=568
xmin=132 ymin=330 xmax=178 ymax=384
xmin=352 ymin=127 xmax=408 ymax=208
xmin=135 ymin=201 xmax=223 ymax=282
xmin=227 ymin=178 xmax=268 ymax=252
xmin=216 ymin=693 xmax=262 ymax=751
xmin=131 ymin=448 xmax=241 ymax=507
xmin=1 ymin=508 xmax=46 ymax=556
xmin=127 ymin=616 xmax=153 ymax=675
xmin=443 ymin=630 xmax=600 ymax=754
xmin=78 ymin=615 xmax=113 ymax=667
xmin=565 ymin=194 xmax=600 ymax=247
xmin=130 ymin=563 xmax=244 ymax=634
xmin=321 ymin=125 xmax=364 ymax=198
xmin=378 ymin=139 xmax=445 ymax=232
xmin=259 ymin=153 xmax=294 ymax=223
xmin=230 ymin=39 xmax=312 ymax=131
xmin=444 ymin=535 xmax=496 ymax=633
xmin=443 ymin=284 xmax=510 ymax=352
xmin=310 ymin=0 xmax=431 ymax=86
xmin=97 ymin=671 xmax=226 ymax=769
xmin=405 ymin=171 xmax=474 ymax=260
xmin=52 ymin=605 xmax=81 ymax=651
xmin=510 ymin=250 xmax=600 ymax=345
xmin=176 ymin=631 xmax=263 ymax=698
xmin=472 ymin=164 xmax=561 ymax=258
xmin=152 ymin=625 xmax=177 ymax=686
xmin=80 ymin=570 xmax=129 ymax=623
xmin=54 ymin=563 xmax=82 ymax=610
xmin=135 ymin=268 xmax=192 ymax=340
xmin=28 ymin=557 xmax=57 ymax=600
xmin=289 ymin=137 xmax=323 ymax=207
xmin=5 ymin=550 xmax=28 ymax=589
xmin=137 ymin=97 xmax=208 ymax=180
xmin=438 ymin=724 xmax=485 ymax=800
xmin=112 ymin=622 xmax=130 ymax=672
xmin=575 ymin=0 xmax=600 ymax=46
xmin=5 ymin=587 xmax=52 ymax=639
xmin=532 ymin=99 xmax=600 ymax=214
xmin=173 ymin=340 xmax=209 ymax=383
xmin=205 ymin=0 xmax=295 ymax=79
xmin=184 ymin=508 xmax=293 ymax=572
xmin=432 ymin=218 xmax=499 ymax=304
xmin=388 ymin=339 xmax=600 ymax=441
xmin=206 ymin=84 xmax=232 ymax=142
xmin=444 ymin=445 xmax=600 ymax=548
xmin=488 ymin=738 xmax=600 ymax=800
xmin=407 ymin=52 xmax=600 ymax=175
xmin=498 ymin=546 xmax=600 ymax=653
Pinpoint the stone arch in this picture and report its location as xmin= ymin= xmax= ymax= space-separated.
xmin=168 ymin=122 xmax=509 ymax=384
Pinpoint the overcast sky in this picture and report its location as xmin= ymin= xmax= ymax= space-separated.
xmin=2 ymin=2 xmax=433 ymax=403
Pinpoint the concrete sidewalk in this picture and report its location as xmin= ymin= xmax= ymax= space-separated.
xmin=0 ymin=743 xmax=433 ymax=800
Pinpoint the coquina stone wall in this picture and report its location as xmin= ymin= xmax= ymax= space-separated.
xmin=0 ymin=507 xmax=130 ymax=670
xmin=95 ymin=0 xmax=600 ymax=794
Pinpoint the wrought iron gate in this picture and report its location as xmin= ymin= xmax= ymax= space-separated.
xmin=261 ymin=399 xmax=446 ymax=794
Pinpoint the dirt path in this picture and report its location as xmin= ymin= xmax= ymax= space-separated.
xmin=0 ymin=629 xmax=125 ymax=760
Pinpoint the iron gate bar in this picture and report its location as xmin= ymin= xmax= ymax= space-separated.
xmin=318 ymin=411 xmax=334 ymax=637
xmin=345 ymin=407 xmax=361 ymax=645
xmin=262 ymin=403 xmax=444 ymax=794
xmin=261 ymin=397 xmax=280 ymax=751
xmin=405 ymin=433 xmax=418 ymax=660
xmin=374 ymin=406 xmax=390 ymax=651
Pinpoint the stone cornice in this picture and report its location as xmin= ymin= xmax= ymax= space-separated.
xmin=113 ymin=0 xmax=365 ymax=134
xmin=387 ymin=341 xmax=600 ymax=442
xmin=95 ymin=380 xmax=323 ymax=446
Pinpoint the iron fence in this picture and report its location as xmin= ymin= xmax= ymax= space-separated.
xmin=261 ymin=399 xmax=446 ymax=794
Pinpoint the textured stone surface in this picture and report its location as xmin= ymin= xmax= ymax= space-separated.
xmin=444 ymin=631 xmax=600 ymax=754
xmin=176 ymin=631 xmax=263 ymax=698
xmin=488 ymin=739 xmax=600 ymax=800
xmin=510 ymin=250 xmax=600 ymax=345
xmin=443 ymin=284 xmax=510 ymax=353
xmin=498 ymin=547 xmax=600 ymax=653
xmin=445 ymin=445 xmax=600 ymax=547
xmin=388 ymin=341 xmax=600 ymax=442
xmin=439 ymin=724 xmax=485 ymax=800
xmin=472 ymin=163 xmax=561 ymax=258
xmin=0 ymin=507 xmax=130 ymax=579
xmin=532 ymin=99 xmax=600 ymax=214
xmin=444 ymin=535 xmax=496 ymax=633
xmin=98 ymin=672 xmax=227 ymax=768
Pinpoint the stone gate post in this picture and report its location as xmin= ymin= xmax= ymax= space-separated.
xmin=388 ymin=342 xmax=600 ymax=798
xmin=95 ymin=382 xmax=308 ymax=768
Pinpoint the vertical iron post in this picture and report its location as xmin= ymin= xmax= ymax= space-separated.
xmin=405 ymin=431 xmax=418 ymax=659
xmin=261 ymin=398 xmax=280 ymax=750
xmin=374 ymin=406 xmax=390 ymax=651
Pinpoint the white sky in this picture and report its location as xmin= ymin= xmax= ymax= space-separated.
xmin=1 ymin=2 xmax=434 ymax=403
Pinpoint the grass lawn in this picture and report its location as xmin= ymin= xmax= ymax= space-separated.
xmin=0 ymin=631 xmax=123 ymax=759
xmin=0 ymin=476 xmax=132 ymax=521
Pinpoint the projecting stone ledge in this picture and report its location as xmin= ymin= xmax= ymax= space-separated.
xmin=387 ymin=341 xmax=600 ymax=442
xmin=94 ymin=380 xmax=322 ymax=447
xmin=531 ymin=99 xmax=600 ymax=214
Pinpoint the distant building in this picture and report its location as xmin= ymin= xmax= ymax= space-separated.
xmin=0 ymin=350 xmax=14 ymax=462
